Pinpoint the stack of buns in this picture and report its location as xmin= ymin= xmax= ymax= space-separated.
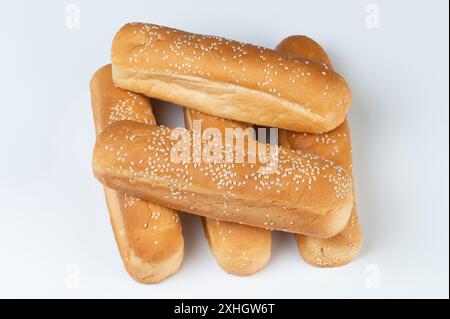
xmin=90 ymin=22 xmax=362 ymax=283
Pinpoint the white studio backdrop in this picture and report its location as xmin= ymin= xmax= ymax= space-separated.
xmin=0 ymin=0 xmax=448 ymax=298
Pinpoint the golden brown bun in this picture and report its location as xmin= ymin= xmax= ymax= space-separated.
xmin=90 ymin=65 xmax=184 ymax=283
xmin=276 ymin=37 xmax=363 ymax=267
xmin=184 ymin=108 xmax=271 ymax=275
xmin=111 ymin=23 xmax=351 ymax=133
xmin=92 ymin=120 xmax=353 ymax=238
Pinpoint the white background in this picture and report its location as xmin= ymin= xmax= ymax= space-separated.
xmin=0 ymin=0 xmax=448 ymax=299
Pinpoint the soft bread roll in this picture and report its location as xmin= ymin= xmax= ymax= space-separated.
xmin=90 ymin=65 xmax=184 ymax=283
xmin=277 ymin=36 xmax=363 ymax=267
xmin=184 ymin=109 xmax=271 ymax=275
xmin=92 ymin=120 xmax=353 ymax=238
xmin=111 ymin=22 xmax=351 ymax=133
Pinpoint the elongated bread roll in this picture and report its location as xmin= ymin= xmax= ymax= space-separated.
xmin=184 ymin=109 xmax=271 ymax=275
xmin=90 ymin=65 xmax=184 ymax=283
xmin=92 ymin=119 xmax=353 ymax=238
xmin=277 ymin=36 xmax=363 ymax=267
xmin=111 ymin=23 xmax=351 ymax=133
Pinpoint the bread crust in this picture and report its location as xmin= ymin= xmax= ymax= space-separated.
xmin=90 ymin=65 xmax=184 ymax=283
xmin=93 ymin=120 xmax=353 ymax=238
xmin=276 ymin=36 xmax=333 ymax=70
xmin=184 ymin=108 xmax=271 ymax=275
xmin=111 ymin=23 xmax=351 ymax=133
xmin=276 ymin=36 xmax=363 ymax=267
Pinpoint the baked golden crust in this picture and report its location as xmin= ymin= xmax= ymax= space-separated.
xmin=276 ymin=37 xmax=363 ymax=267
xmin=295 ymin=204 xmax=362 ymax=267
xmin=91 ymin=65 xmax=156 ymax=134
xmin=184 ymin=108 xmax=271 ymax=275
xmin=90 ymin=65 xmax=184 ymax=283
xmin=202 ymin=218 xmax=271 ymax=275
xmin=111 ymin=23 xmax=351 ymax=133
xmin=93 ymin=120 xmax=353 ymax=238
xmin=276 ymin=36 xmax=333 ymax=70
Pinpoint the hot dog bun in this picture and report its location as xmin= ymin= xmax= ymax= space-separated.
xmin=276 ymin=36 xmax=363 ymax=267
xmin=92 ymin=119 xmax=353 ymax=238
xmin=90 ymin=65 xmax=184 ymax=283
xmin=111 ymin=23 xmax=351 ymax=133
xmin=184 ymin=109 xmax=271 ymax=275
